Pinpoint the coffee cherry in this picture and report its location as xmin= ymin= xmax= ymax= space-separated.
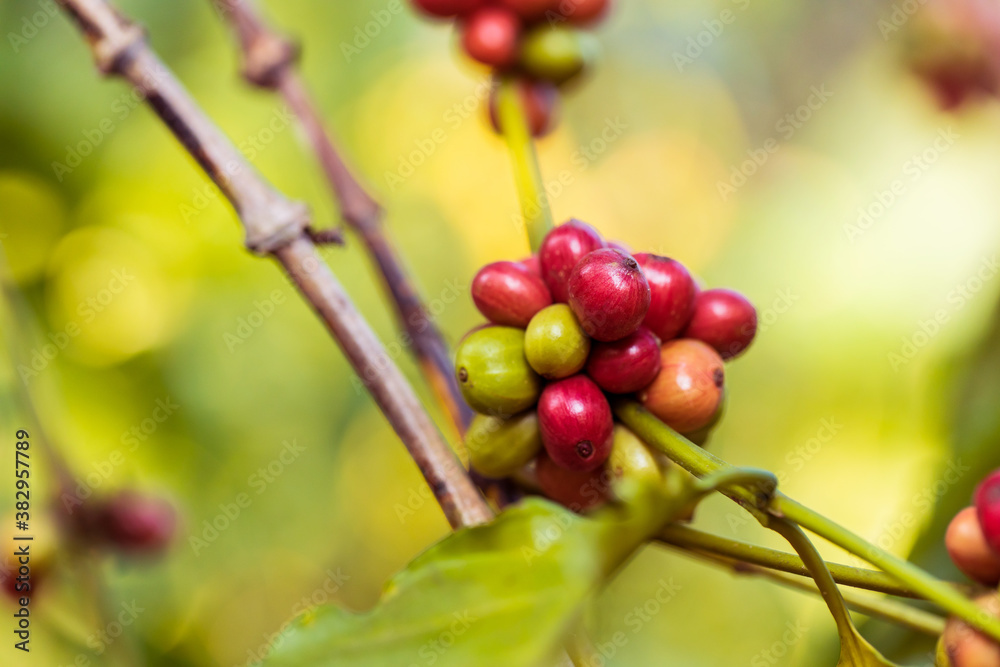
xmin=538 ymin=375 xmax=613 ymax=471
xmin=975 ymin=469 xmax=1000 ymax=554
xmin=465 ymin=411 xmax=542 ymax=478
xmin=456 ymin=326 xmax=542 ymax=414
xmin=462 ymin=7 xmax=522 ymax=68
xmin=568 ymin=248 xmax=650 ymax=342
xmin=585 ymin=327 xmax=661 ymax=394
xmin=97 ymin=491 xmax=176 ymax=554
xmin=520 ymin=24 xmax=596 ymax=84
xmin=946 ymin=507 xmax=1000 ymax=586
xmin=517 ymin=255 xmax=542 ymax=276
xmin=535 ymin=454 xmax=608 ymax=511
xmin=539 ymin=219 xmax=606 ymax=302
xmin=607 ymin=425 xmax=662 ymax=486
xmin=525 ymin=304 xmax=590 ymax=379
xmin=559 ymin=0 xmax=611 ymax=25
xmin=472 ymin=260 xmax=552 ymax=327
xmin=639 ymin=339 xmax=724 ymax=434
xmin=941 ymin=593 xmax=1000 ymax=666
xmin=684 ymin=394 xmax=725 ymax=447
xmin=683 ymin=288 xmax=757 ymax=360
xmin=411 ymin=0 xmax=486 ymax=17
xmin=497 ymin=0 xmax=558 ymax=22
xmin=634 ymin=253 xmax=697 ymax=341
xmin=488 ymin=78 xmax=559 ymax=138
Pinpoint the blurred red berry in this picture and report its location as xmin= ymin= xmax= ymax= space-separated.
xmin=98 ymin=492 xmax=176 ymax=554
xmin=410 ymin=0 xmax=486 ymax=18
xmin=462 ymin=8 xmax=522 ymax=68
xmin=682 ymin=288 xmax=757 ymax=360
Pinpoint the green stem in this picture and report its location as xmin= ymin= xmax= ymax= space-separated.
xmin=657 ymin=524 xmax=922 ymax=598
xmin=613 ymin=399 xmax=1000 ymax=642
xmin=497 ymin=76 xmax=555 ymax=252
xmin=678 ymin=540 xmax=945 ymax=636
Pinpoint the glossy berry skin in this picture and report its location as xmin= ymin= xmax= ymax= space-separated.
xmin=942 ymin=593 xmax=1000 ymax=666
xmin=635 ymin=253 xmax=697 ymax=341
xmin=975 ymin=469 xmax=1000 ymax=554
xmin=456 ymin=326 xmax=542 ymax=415
xmin=472 ymin=261 xmax=552 ymax=327
xmin=568 ymin=248 xmax=650 ymax=342
xmin=539 ymin=219 xmax=605 ymax=303
xmin=461 ymin=7 xmax=521 ymax=68
xmin=640 ymin=339 xmax=724 ymax=434
xmin=497 ymin=0 xmax=557 ymax=21
xmin=586 ymin=327 xmax=661 ymax=393
xmin=524 ymin=304 xmax=590 ymax=379
xmin=520 ymin=25 xmax=594 ymax=84
xmin=517 ymin=255 xmax=542 ymax=276
xmin=466 ymin=412 xmax=542 ymax=478
xmin=683 ymin=288 xmax=757 ymax=360
xmin=607 ymin=425 xmax=661 ymax=486
xmin=535 ymin=454 xmax=608 ymax=511
xmin=946 ymin=507 xmax=1000 ymax=586
xmin=489 ymin=79 xmax=559 ymax=138
xmin=411 ymin=0 xmax=486 ymax=17
xmin=538 ymin=375 xmax=613 ymax=471
xmin=98 ymin=492 xmax=176 ymax=554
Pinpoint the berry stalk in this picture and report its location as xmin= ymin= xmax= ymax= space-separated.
xmin=497 ymin=75 xmax=555 ymax=252
xmin=614 ymin=399 xmax=1000 ymax=643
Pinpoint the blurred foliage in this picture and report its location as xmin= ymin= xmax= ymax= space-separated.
xmin=2 ymin=0 xmax=1000 ymax=665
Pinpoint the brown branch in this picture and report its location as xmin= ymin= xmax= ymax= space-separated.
xmin=53 ymin=0 xmax=491 ymax=529
xmin=212 ymin=0 xmax=475 ymax=436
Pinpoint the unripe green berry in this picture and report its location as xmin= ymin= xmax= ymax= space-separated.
xmin=607 ymin=425 xmax=662 ymax=488
xmin=520 ymin=25 xmax=597 ymax=85
xmin=465 ymin=412 xmax=542 ymax=478
xmin=524 ymin=304 xmax=590 ymax=379
xmin=455 ymin=326 xmax=542 ymax=415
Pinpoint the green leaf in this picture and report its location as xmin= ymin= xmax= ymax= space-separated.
xmin=265 ymin=482 xmax=681 ymax=667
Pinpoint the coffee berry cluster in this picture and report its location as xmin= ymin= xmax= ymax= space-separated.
xmin=409 ymin=0 xmax=612 ymax=137
xmin=456 ymin=219 xmax=757 ymax=510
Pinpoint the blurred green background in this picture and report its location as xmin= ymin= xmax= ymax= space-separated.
xmin=3 ymin=0 xmax=1000 ymax=664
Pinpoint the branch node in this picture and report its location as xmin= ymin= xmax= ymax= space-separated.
xmin=242 ymin=32 xmax=298 ymax=89
xmin=242 ymin=197 xmax=311 ymax=255
xmin=307 ymin=226 xmax=346 ymax=246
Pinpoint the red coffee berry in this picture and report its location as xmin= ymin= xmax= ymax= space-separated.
xmin=586 ymin=327 xmax=661 ymax=394
xmin=538 ymin=375 xmax=613 ymax=471
xmin=472 ymin=260 xmax=553 ymax=327
xmin=640 ymin=339 xmax=724 ymax=434
xmin=683 ymin=288 xmax=757 ymax=360
xmin=946 ymin=506 xmax=1000 ymax=586
xmin=535 ymin=454 xmax=608 ymax=511
xmin=634 ymin=253 xmax=697 ymax=341
xmin=568 ymin=248 xmax=650 ymax=342
xmin=975 ymin=469 xmax=1000 ymax=554
xmin=488 ymin=79 xmax=559 ymax=138
xmin=559 ymin=0 xmax=611 ymax=25
xmin=539 ymin=219 xmax=606 ymax=303
xmin=497 ymin=0 xmax=558 ymax=21
xmin=517 ymin=254 xmax=542 ymax=276
xmin=411 ymin=0 xmax=486 ymax=18
xmin=98 ymin=491 xmax=176 ymax=554
xmin=461 ymin=7 xmax=522 ymax=68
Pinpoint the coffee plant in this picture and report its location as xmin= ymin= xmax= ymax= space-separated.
xmin=5 ymin=0 xmax=1000 ymax=665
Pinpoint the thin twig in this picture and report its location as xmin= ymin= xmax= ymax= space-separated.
xmin=53 ymin=0 xmax=491 ymax=529
xmin=211 ymin=0 xmax=475 ymax=436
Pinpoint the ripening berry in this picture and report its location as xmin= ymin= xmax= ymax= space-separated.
xmin=472 ymin=260 xmax=552 ymax=327
xmin=461 ymin=7 xmax=522 ymax=68
xmin=455 ymin=326 xmax=542 ymax=415
xmin=535 ymin=454 xmax=608 ymax=511
xmin=539 ymin=219 xmax=606 ymax=302
xmin=520 ymin=24 xmax=596 ymax=84
xmin=946 ymin=507 xmax=1000 ymax=586
xmin=465 ymin=411 xmax=542 ymax=478
xmin=975 ymin=469 xmax=1000 ymax=555
xmin=683 ymin=288 xmax=757 ymax=360
xmin=488 ymin=78 xmax=559 ymax=137
xmin=941 ymin=593 xmax=1000 ymax=666
xmin=586 ymin=327 xmax=662 ymax=394
xmin=634 ymin=253 xmax=697 ymax=341
xmin=639 ymin=339 xmax=725 ymax=434
xmin=567 ymin=248 xmax=650 ymax=342
xmin=538 ymin=375 xmax=613 ymax=471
